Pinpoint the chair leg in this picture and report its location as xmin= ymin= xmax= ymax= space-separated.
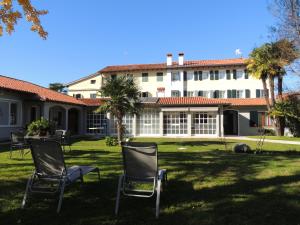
xmin=21 ymin=176 xmax=33 ymax=209
xmin=156 ymin=179 xmax=162 ymax=219
xmin=96 ymin=168 xmax=101 ymax=183
xmin=9 ymin=146 xmax=13 ymax=159
xmin=57 ymin=181 xmax=66 ymax=213
xmin=115 ymin=175 xmax=123 ymax=215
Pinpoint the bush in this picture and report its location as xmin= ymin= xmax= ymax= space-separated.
xmin=27 ymin=118 xmax=51 ymax=136
xmin=264 ymin=128 xmax=276 ymax=136
xmin=233 ymin=143 xmax=252 ymax=153
xmin=105 ymin=136 xmax=118 ymax=146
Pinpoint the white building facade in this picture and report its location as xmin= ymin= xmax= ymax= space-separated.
xmin=66 ymin=53 xmax=271 ymax=138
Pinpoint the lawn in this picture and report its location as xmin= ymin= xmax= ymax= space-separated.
xmin=1 ymin=138 xmax=300 ymax=225
xmin=247 ymin=136 xmax=300 ymax=142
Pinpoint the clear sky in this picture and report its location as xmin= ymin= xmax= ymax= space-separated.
xmin=0 ymin=0 xmax=298 ymax=90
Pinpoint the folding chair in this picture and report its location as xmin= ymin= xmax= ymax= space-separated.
xmin=115 ymin=142 xmax=167 ymax=218
xmin=21 ymin=139 xmax=100 ymax=213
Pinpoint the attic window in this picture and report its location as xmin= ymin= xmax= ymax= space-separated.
xmin=90 ymin=80 xmax=96 ymax=84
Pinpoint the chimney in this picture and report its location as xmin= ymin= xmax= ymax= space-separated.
xmin=178 ymin=53 xmax=184 ymax=66
xmin=166 ymin=53 xmax=172 ymax=66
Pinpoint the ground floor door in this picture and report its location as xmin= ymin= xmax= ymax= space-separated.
xmin=223 ymin=110 xmax=238 ymax=135
xmin=68 ymin=108 xmax=79 ymax=135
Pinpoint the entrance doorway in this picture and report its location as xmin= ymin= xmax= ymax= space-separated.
xmin=223 ymin=110 xmax=239 ymax=135
xmin=68 ymin=108 xmax=79 ymax=135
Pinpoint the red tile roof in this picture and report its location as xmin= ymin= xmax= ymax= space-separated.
xmin=99 ymin=58 xmax=246 ymax=73
xmin=80 ymin=98 xmax=107 ymax=106
xmin=0 ymin=75 xmax=85 ymax=105
xmin=158 ymin=97 xmax=229 ymax=105
xmin=224 ymin=98 xmax=267 ymax=106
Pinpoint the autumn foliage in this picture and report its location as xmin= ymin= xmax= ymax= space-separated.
xmin=0 ymin=0 xmax=47 ymax=39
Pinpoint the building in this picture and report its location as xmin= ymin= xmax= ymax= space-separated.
xmin=66 ymin=53 xmax=271 ymax=138
xmin=0 ymin=75 xmax=85 ymax=141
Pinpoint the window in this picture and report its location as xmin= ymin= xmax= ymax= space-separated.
xmin=142 ymin=73 xmax=148 ymax=82
xmin=250 ymin=111 xmax=271 ymax=127
xmin=237 ymin=90 xmax=244 ymax=98
xmin=233 ymin=70 xmax=237 ymax=79
xmin=198 ymin=90 xmax=209 ymax=98
xmin=137 ymin=108 xmax=160 ymax=135
xmin=202 ymin=71 xmax=209 ymax=80
xmin=236 ymin=70 xmax=243 ymax=79
xmin=90 ymin=79 xmax=96 ymax=84
xmin=227 ymin=90 xmax=238 ymax=98
xmin=156 ymin=72 xmax=163 ymax=82
xmin=192 ymin=112 xmax=217 ymax=135
xmin=0 ymin=101 xmax=9 ymax=125
xmin=244 ymin=69 xmax=249 ymax=79
xmin=86 ymin=109 xmax=107 ymax=135
xmin=171 ymin=72 xmax=180 ymax=81
xmin=10 ymin=103 xmax=18 ymax=125
xmin=226 ymin=70 xmax=231 ymax=80
xmin=256 ymin=89 xmax=268 ymax=98
xmin=219 ymin=71 xmax=226 ymax=79
xmin=111 ymin=114 xmax=133 ymax=135
xmin=245 ymin=89 xmax=251 ymax=98
xmin=213 ymin=90 xmax=220 ymax=98
xmin=219 ymin=90 xmax=226 ymax=98
xmin=90 ymin=93 xmax=97 ymax=99
xmin=126 ymin=74 xmax=133 ymax=81
xmin=163 ymin=112 xmax=188 ymax=135
xmin=187 ymin=91 xmax=194 ymax=97
xmin=171 ymin=90 xmax=180 ymax=97
xmin=30 ymin=107 xmax=37 ymax=122
xmin=210 ymin=71 xmax=214 ymax=80
xmin=111 ymin=74 xmax=117 ymax=80
xmin=214 ymin=71 xmax=219 ymax=80
xmin=74 ymin=94 xmax=82 ymax=99
xmin=141 ymin=92 xmax=149 ymax=97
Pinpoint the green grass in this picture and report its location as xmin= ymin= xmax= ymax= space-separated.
xmin=248 ymin=136 xmax=300 ymax=142
xmin=1 ymin=138 xmax=300 ymax=225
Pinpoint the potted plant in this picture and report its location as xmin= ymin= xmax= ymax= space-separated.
xmin=27 ymin=118 xmax=51 ymax=136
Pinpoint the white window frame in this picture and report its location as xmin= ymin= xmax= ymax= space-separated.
xmin=0 ymin=99 xmax=22 ymax=127
xmin=202 ymin=71 xmax=209 ymax=80
xmin=171 ymin=72 xmax=180 ymax=81
xmin=237 ymin=90 xmax=244 ymax=98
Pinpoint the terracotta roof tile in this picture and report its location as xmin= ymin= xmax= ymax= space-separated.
xmin=158 ymin=97 xmax=229 ymax=105
xmin=223 ymin=98 xmax=267 ymax=106
xmin=80 ymin=98 xmax=107 ymax=106
xmin=99 ymin=58 xmax=246 ymax=73
xmin=0 ymin=75 xmax=85 ymax=105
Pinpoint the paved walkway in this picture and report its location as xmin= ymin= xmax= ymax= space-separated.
xmin=228 ymin=136 xmax=300 ymax=145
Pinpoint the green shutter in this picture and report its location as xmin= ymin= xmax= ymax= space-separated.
xmin=256 ymin=89 xmax=260 ymax=98
xmin=194 ymin=71 xmax=198 ymax=81
xmin=244 ymin=69 xmax=249 ymax=79
xmin=199 ymin=71 xmax=202 ymax=81
xmin=226 ymin=70 xmax=231 ymax=80
xmin=227 ymin=90 xmax=232 ymax=98
xmin=198 ymin=91 xmax=203 ymax=96
xmin=232 ymin=89 xmax=237 ymax=98
xmin=246 ymin=89 xmax=250 ymax=98
xmin=183 ymin=71 xmax=187 ymax=81
xmin=184 ymin=90 xmax=187 ymax=97
xmin=233 ymin=70 xmax=237 ymax=79
xmin=215 ymin=90 xmax=219 ymax=98
xmin=210 ymin=71 xmax=214 ymax=80
xmin=215 ymin=71 xmax=219 ymax=80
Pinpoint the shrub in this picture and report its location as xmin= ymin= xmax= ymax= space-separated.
xmin=105 ymin=136 xmax=118 ymax=146
xmin=264 ymin=128 xmax=276 ymax=136
xmin=233 ymin=143 xmax=252 ymax=153
xmin=27 ymin=118 xmax=50 ymax=136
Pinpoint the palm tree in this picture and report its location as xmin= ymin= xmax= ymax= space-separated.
xmin=247 ymin=39 xmax=299 ymax=136
xmin=98 ymin=76 xmax=141 ymax=144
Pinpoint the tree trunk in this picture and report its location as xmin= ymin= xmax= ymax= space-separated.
xmin=262 ymin=78 xmax=271 ymax=111
xmin=277 ymin=74 xmax=285 ymax=136
xmin=268 ymin=77 xmax=281 ymax=135
xmin=116 ymin=115 xmax=124 ymax=145
xmin=278 ymin=74 xmax=283 ymax=101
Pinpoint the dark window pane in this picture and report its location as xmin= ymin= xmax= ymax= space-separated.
xmin=210 ymin=71 xmax=214 ymax=80
xmin=233 ymin=70 xmax=237 ymax=79
xmin=246 ymin=89 xmax=251 ymax=98
xmin=214 ymin=71 xmax=219 ymax=80
xmin=250 ymin=111 xmax=258 ymax=127
xmin=244 ymin=69 xmax=249 ymax=79
xmin=226 ymin=70 xmax=231 ymax=80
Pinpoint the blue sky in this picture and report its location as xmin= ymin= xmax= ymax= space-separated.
xmin=0 ymin=0 xmax=298 ymax=89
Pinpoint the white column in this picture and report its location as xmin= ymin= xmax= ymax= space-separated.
xmin=132 ymin=114 xmax=137 ymax=137
xmin=219 ymin=105 xmax=224 ymax=137
xmin=106 ymin=112 xmax=111 ymax=135
xmin=159 ymin=111 xmax=164 ymax=136
xmin=187 ymin=112 xmax=192 ymax=136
